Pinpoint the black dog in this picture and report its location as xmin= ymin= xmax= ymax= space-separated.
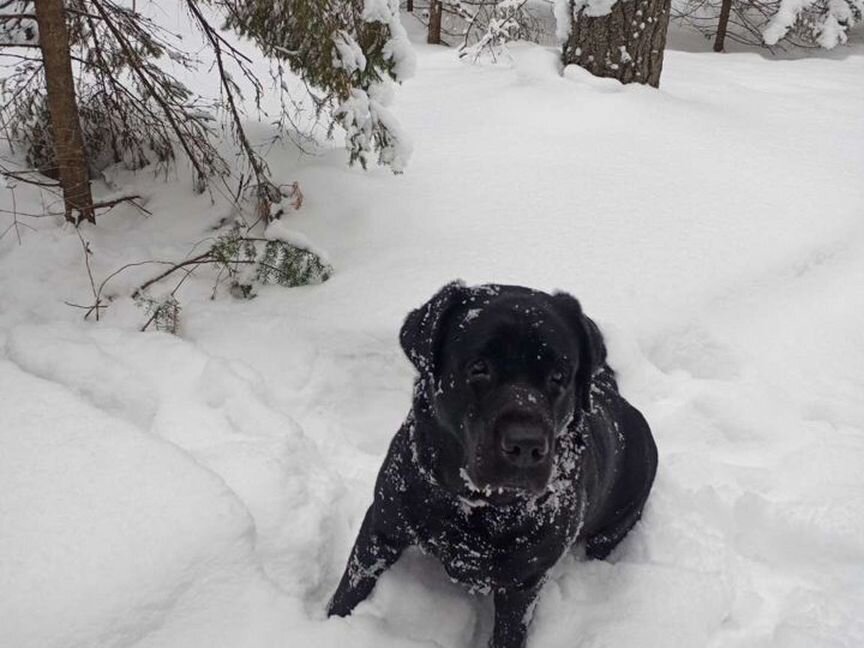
xmin=328 ymin=282 xmax=657 ymax=648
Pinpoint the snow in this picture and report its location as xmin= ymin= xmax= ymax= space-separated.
xmin=763 ymin=0 xmax=814 ymax=46
xmin=763 ymin=0 xmax=864 ymax=48
xmin=265 ymin=220 xmax=331 ymax=262
xmin=553 ymin=0 xmax=574 ymax=41
xmin=333 ymin=31 xmax=367 ymax=73
xmin=337 ymin=81 xmax=414 ymax=171
xmin=0 ymin=3 xmax=37 ymax=46
xmin=364 ymin=0 xmax=417 ymax=80
xmin=2 ymin=17 xmax=864 ymax=648
xmin=0 ymin=356 xmax=265 ymax=648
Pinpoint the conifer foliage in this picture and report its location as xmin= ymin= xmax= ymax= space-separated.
xmin=1 ymin=1 xmax=228 ymax=200
xmin=220 ymin=0 xmax=415 ymax=170
xmin=0 ymin=0 xmax=361 ymax=320
xmin=673 ymin=0 xmax=863 ymax=50
xmin=0 ymin=0 xmax=416 ymax=227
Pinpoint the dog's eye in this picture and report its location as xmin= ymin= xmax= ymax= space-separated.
xmin=466 ymin=359 xmax=492 ymax=382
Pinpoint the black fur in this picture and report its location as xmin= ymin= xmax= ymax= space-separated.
xmin=328 ymin=282 xmax=658 ymax=648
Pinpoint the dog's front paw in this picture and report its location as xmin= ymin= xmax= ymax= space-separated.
xmin=488 ymin=636 xmax=527 ymax=648
xmin=325 ymin=591 xmax=353 ymax=618
xmin=489 ymin=627 xmax=528 ymax=648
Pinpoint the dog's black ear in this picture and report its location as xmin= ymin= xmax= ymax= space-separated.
xmin=400 ymin=281 xmax=467 ymax=377
xmin=552 ymin=291 xmax=607 ymax=411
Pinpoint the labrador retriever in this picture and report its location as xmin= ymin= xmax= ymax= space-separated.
xmin=328 ymin=281 xmax=657 ymax=648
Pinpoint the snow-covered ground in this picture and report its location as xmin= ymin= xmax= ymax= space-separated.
xmin=2 ymin=18 xmax=864 ymax=648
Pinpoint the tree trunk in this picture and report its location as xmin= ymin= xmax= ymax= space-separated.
xmin=34 ymin=0 xmax=95 ymax=224
xmin=562 ymin=0 xmax=672 ymax=88
xmin=427 ymin=0 xmax=443 ymax=44
xmin=713 ymin=0 xmax=733 ymax=52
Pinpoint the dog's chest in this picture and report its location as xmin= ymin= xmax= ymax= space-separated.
xmin=408 ymin=486 xmax=585 ymax=593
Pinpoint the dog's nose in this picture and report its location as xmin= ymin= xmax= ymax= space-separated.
xmin=499 ymin=425 xmax=549 ymax=468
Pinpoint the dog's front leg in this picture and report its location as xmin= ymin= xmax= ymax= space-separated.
xmin=490 ymin=582 xmax=543 ymax=648
xmin=327 ymin=505 xmax=409 ymax=618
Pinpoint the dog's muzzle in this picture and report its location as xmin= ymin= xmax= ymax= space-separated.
xmin=469 ymin=387 xmax=556 ymax=497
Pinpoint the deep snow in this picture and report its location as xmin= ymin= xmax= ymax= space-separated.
xmin=2 ymin=16 xmax=864 ymax=648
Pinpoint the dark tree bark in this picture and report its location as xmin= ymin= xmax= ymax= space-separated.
xmin=713 ymin=0 xmax=733 ymax=52
xmin=34 ymin=0 xmax=95 ymax=224
xmin=427 ymin=0 xmax=443 ymax=44
xmin=562 ymin=0 xmax=672 ymax=88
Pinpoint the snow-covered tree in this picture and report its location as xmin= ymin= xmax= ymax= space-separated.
xmin=1 ymin=0 xmax=416 ymax=227
xmin=557 ymin=0 xmax=673 ymax=87
xmin=219 ymin=0 xmax=416 ymax=171
xmin=456 ymin=1 xmax=551 ymax=60
xmin=407 ymin=1 xmax=552 ymax=52
xmin=673 ymin=0 xmax=863 ymax=50
xmin=0 ymin=0 xmax=235 ymax=223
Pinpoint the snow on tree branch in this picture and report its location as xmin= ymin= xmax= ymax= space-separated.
xmin=763 ymin=0 xmax=863 ymax=47
xmin=220 ymin=0 xmax=415 ymax=171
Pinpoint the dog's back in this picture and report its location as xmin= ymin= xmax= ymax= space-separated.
xmin=577 ymin=365 xmax=658 ymax=559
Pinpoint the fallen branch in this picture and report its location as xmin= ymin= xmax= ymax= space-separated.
xmin=91 ymin=194 xmax=151 ymax=216
xmin=134 ymin=252 xmax=212 ymax=297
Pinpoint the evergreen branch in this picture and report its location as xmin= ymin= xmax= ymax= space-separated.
xmin=89 ymin=0 xmax=214 ymax=189
xmin=183 ymin=0 xmax=279 ymax=213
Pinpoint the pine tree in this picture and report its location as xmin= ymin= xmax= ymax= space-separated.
xmin=0 ymin=0 xmax=233 ymax=220
xmin=219 ymin=0 xmax=415 ymax=171
xmin=673 ymin=0 xmax=863 ymax=50
xmin=32 ymin=0 xmax=95 ymax=223
xmin=1 ymin=0 xmax=416 ymax=229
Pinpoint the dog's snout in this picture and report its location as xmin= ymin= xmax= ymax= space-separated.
xmin=499 ymin=424 xmax=549 ymax=468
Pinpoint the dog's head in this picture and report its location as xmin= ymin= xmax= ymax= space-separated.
xmin=401 ymin=281 xmax=606 ymax=504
